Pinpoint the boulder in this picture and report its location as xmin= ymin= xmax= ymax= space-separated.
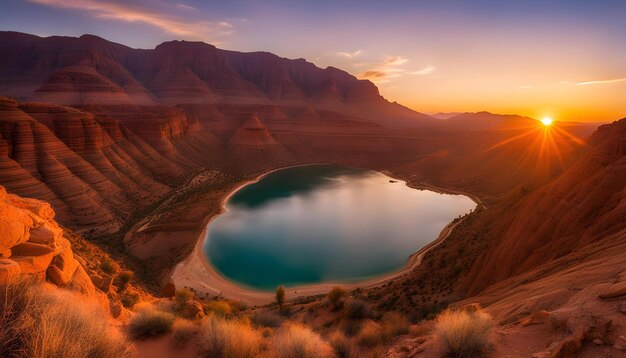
xmin=51 ymin=246 xmax=79 ymax=279
xmin=13 ymin=197 xmax=55 ymax=221
xmin=0 ymin=259 xmax=21 ymax=283
xmin=0 ymin=202 xmax=33 ymax=249
xmin=521 ymin=310 xmax=551 ymax=326
xmin=67 ymin=264 xmax=96 ymax=296
xmin=0 ymin=248 xmax=10 ymax=258
xmin=10 ymin=242 xmax=55 ymax=274
xmin=182 ymin=300 xmax=205 ymax=319
xmin=110 ymin=303 xmax=126 ymax=319
xmin=160 ymin=282 xmax=176 ymax=298
xmin=461 ymin=303 xmax=482 ymax=313
xmin=0 ymin=186 xmax=6 ymax=201
xmin=46 ymin=265 xmax=67 ymax=286
xmin=90 ymin=273 xmax=113 ymax=292
xmin=28 ymin=221 xmax=62 ymax=245
xmin=599 ymin=281 xmax=626 ymax=299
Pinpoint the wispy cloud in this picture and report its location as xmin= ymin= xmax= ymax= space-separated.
xmin=29 ymin=0 xmax=233 ymax=39
xmin=337 ymin=50 xmax=362 ymax=58
xmin=576 ymin=77 xmax=626 ymax=86
xmin=408 ymin=65 xmax=435 ymax=75
xmin=359 ymin=55 xmax=434 ymax=83
xmin=175 ymin=3 xmax=196 ymax=11
xmin=518 ymin=85 xmax=534 ymax=89
xmin=383 ymin=55 xmax=409 ymax=66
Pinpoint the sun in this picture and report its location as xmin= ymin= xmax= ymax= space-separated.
xmin=541 ymin=117 xmax=553 ymax=126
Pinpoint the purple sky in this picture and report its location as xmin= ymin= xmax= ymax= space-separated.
xmin=2 ymin=0 xmax=625 ymax=121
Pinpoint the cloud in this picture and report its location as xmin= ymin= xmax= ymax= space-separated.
xmin=361 ymin=71 xmax=387 ymax=78
xmin=29 ymin=0 xmax=232 ymax=39
xmin=337 ymin=50 xmax=362 ymax=58
xmin=408 ymin=65 xmax=435 ymax=75
xmin=518 ymin=85 xmax=534 ymax=89
xmin=576 ymin=77 xmax=626 ymax=85
xmin=359 ymin=55 xmax=408 ymax=82
xmin=360 ymin=55 xmax=434 ymax=83
xmin=175 ymin=3 xmax=196 ymax=11
xmin=383 ymin=55 xmax=409 ymax=66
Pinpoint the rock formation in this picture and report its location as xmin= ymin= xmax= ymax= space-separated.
xmin=0 ymin=185 xmax=97 ymax=296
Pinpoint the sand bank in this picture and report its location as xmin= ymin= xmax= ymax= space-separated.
xmin=171 ymin=166 xmax=479 ymax=306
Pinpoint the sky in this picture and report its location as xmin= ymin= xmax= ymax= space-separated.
xmin=1 ymin=0 xmax=625 ymax=122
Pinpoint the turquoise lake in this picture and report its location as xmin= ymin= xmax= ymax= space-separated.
xmin=203 ymin=165 xmax=475 ymax=290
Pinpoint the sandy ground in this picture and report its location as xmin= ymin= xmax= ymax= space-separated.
xmin=171 ymin=167 xmax=480 ymax=306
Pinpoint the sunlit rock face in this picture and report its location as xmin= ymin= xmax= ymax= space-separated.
xmin=0 ymin=185 xmax=96 ymax=295
xmin=0 ymin=31 xmax=432 ymax=126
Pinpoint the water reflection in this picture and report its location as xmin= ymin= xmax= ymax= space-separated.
xmin=205 ymin=165 xmax=475 ymax=290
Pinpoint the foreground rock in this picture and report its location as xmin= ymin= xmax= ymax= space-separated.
xmin=0 ymin=185 xmax=97 ymax=297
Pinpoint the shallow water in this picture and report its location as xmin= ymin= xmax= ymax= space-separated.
xmin=203 ymin=165 xmax=475 ymax=290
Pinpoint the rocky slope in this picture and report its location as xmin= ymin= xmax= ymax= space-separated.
xmin=375 ymin=119 xmax=626 ymax=356
xmin=0 ymin=184 xmax=99 ymax=298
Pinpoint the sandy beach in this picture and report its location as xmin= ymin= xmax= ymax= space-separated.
xmin=171 ymin=167 xmax=480 ymax=306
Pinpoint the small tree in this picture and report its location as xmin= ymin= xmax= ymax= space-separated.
xmin=327 ymin=287 xmax=347 ymax=309
xmin=275 ymin=285 xmax=285 ymax=309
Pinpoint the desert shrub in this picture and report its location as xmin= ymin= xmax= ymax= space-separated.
xmin=0 ymin=278 xmax=129 ymax=357
xmin=117 ymin=270 xmax=133 ymax=290
xmin=381 ymin=312 xmax=410 ymax=339
xmin=341 ymin=319 xmax=362 ymax=337
xmin=175 ymin=288 xmax=195 ymax=307
xmin=345 ymin=299 xmax=370 ymax=320
xmin=329 ymin=330 xmax=355 ymax=358
xmin=199 ymin=315 xmax=262 ymax=358
xmin=203 ymin=300 xmax=232 ymax=317
xmin=120 ymin=292 xmax=140 ymax=308
xmin=172 ymin=319 xmax=200 ymax=347
xmin=252 ymin=310 xmax=285 ymax=328
xmin=435 ymin=308 xmax=493 ymax=358
xmin=327 ymin=287 xmax=347 ymax=309
xmin=356 ymin=320 xmax=381 ymax=347
xmin=275 ymin=285 xmax=285 ymax=309
xmin=100 ymin=259 xmax=120 ymax=275
xmin=127 ymin=306 xmax=176 ymax=340
xmin=272 ymin=323 xmax=332 ymax=358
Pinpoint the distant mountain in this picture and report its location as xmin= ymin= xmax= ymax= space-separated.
xmin=430 ymin=112 xmax=464 ymax=120
xmin=0 ymin=31 xmax=433 ymax=127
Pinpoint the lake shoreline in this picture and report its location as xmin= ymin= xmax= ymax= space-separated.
xmin=171 ymin=164 xmax=480 ymax=306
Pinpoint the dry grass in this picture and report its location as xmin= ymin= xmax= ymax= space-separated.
xmin=127 ymin=305 xmax=176 ymax=340
xmin=327 ymin=287 xmax=347 ymax=309
xmin=356 ymin=320 xmax=382 ymax=347
xmin=175 ymin=288 xmax=195 ymax=306
xmin=381 ymin=312 xmax=410 ymax=339
xmin=435 ymin=308 xmax=493 ymax=358
xmin=252 ymin=310 xmax=285 ymax=328
xmin=100 ymin=259 xmax=120 ymax=275
xmin=199 ymin=315 xmax=262 ymax=358
xmin=0 ymin=278 xmax=129 ymax=357
xmin=272 ymin=323 xmax=333 ymax=358
xmin=345 ymin=299 xmax=371 ymax=320
xmin=117 ymin=270 xmax=133 ymax=291
xmin=328 ymin=330 xmax=355 ymax=358
xmin=202 ymin=300 xmax=232 ymax=317
xmin=171 ymin=319 xmax=200 ymax=347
